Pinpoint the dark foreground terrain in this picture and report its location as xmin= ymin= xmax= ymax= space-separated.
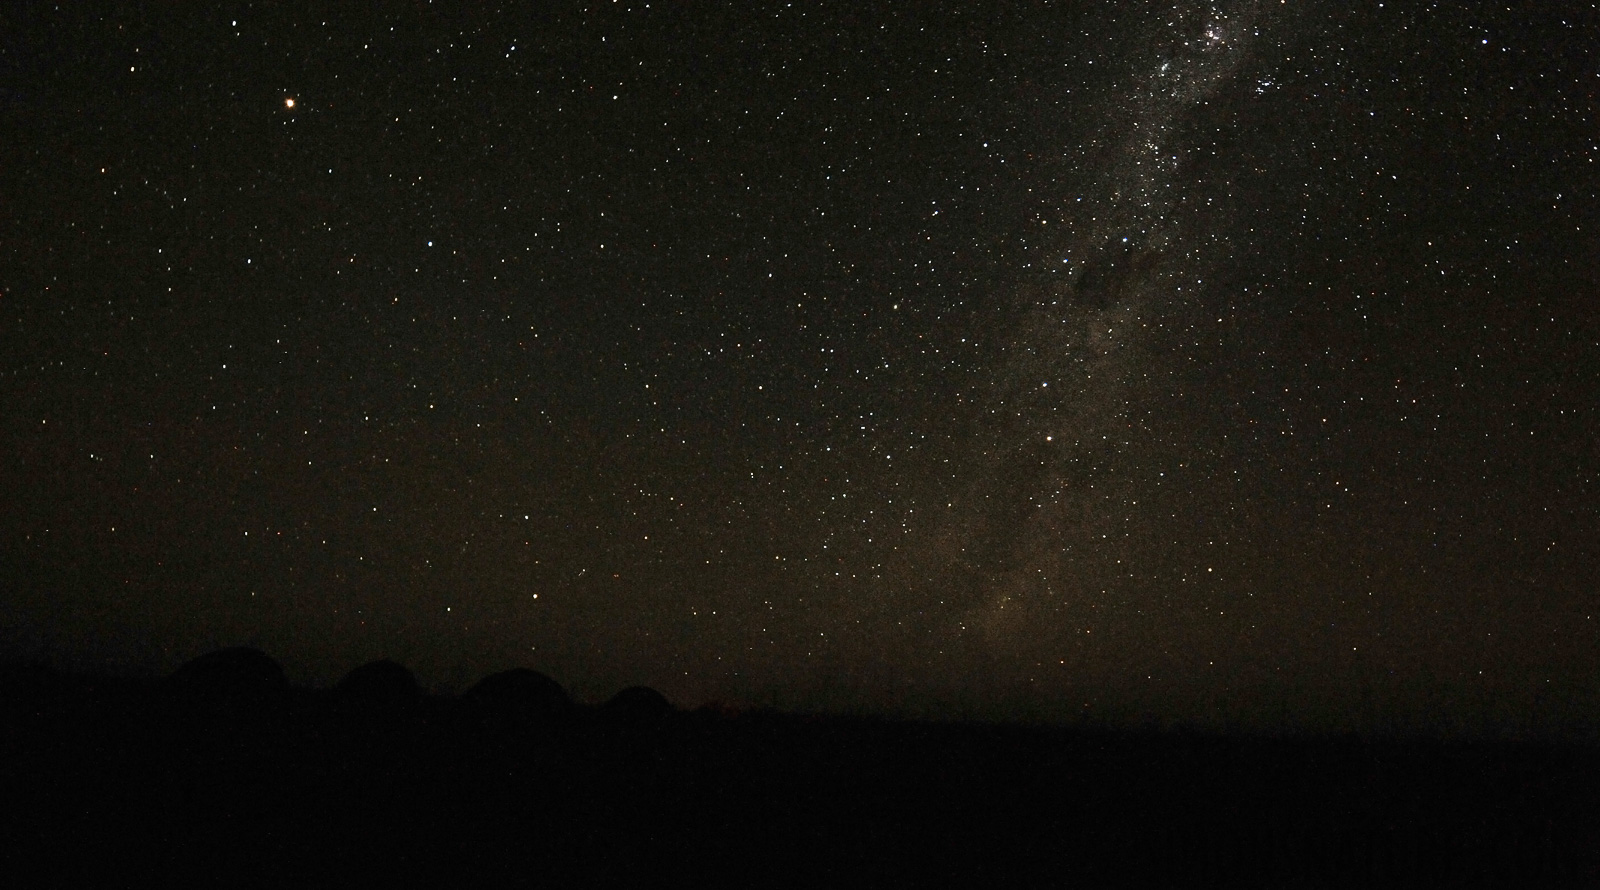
xmin=2 ymin=650 xmax=1596 ymax=888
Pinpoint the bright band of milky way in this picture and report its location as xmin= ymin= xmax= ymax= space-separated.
xmin=3 ymin=1 xmax=1596 ymax=731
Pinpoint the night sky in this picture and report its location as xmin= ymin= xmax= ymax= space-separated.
xmin=4 ymin=1 xmax=1598 ymax=732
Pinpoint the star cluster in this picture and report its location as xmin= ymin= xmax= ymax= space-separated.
xmin=3 ymin=1 xmax=1597 ymax=729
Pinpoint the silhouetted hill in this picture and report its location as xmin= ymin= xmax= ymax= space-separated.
xmin=1 ymin=654 xmax=1597 ymax=887
xmin=602 ymin=685 xmax=673 ymax=727
xmin=337 ymin=659 xmax=422 ymax=708
xmin=169 ymin=647 xmax=288 ymax=695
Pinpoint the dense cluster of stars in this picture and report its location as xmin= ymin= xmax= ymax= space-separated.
xmin=3 ymin=1 xmax=1597 ymax=729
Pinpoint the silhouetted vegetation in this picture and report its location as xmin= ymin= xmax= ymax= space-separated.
xmin=2 ymin=651 xmax=1596 ymax=887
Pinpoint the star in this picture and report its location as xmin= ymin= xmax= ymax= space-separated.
xmin=3 ymin=0 xmax=1588 ymax=735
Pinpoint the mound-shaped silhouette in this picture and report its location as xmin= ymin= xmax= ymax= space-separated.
xmin=463 ymin=668 xmax=571 ymax=734
xmin=335 ymin=659 xmax=421 ymax=712
xmin=169 ymin=647 xmax=287 ymax=697
xmin=602 ymin=685 xmax=674 ymax=725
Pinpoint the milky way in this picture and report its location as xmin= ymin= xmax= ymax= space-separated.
xmin=4 ymin=1 xmax=1597 ymax=730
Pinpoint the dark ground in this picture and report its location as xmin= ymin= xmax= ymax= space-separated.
xmin=3 ymin=650 xmax=1597 ymax=888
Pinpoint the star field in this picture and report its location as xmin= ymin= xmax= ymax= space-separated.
xmin=3 ymin=0 xmax=1598 ymax=730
